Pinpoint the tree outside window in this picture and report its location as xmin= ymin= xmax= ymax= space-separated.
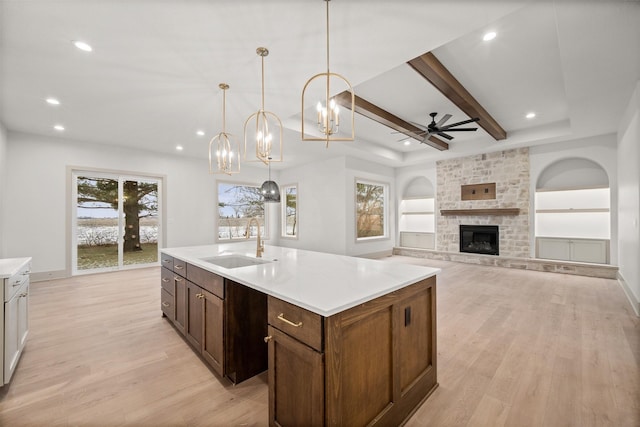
xmin=282 ymin=185 xmax=298 ymax=238
xmin=217 ymin=182 xmax=265 ymax=240
xmin=356 ymin=180 xmax=387 ymax=239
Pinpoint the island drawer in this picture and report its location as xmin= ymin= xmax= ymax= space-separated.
xmin=161 ymin=253 xmax=174 ymax=270
xmin=186 ymin=264 xmax=224 ymax=299
xmin=173 ymin=258 xmax=186 ymax=275
xmin=161 ymin=288 xmax=174 ymax=319
xmin=268 ymin=297 xmax=323 ymax=351
xmin=160 ymin=267 xmax=174 ymax=295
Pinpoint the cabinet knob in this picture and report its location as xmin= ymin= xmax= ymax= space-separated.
xmin=264 ymin=336 xmax=273 ymax=343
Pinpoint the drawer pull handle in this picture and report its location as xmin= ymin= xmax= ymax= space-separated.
xmin=163 ymin=259 xmax=172 ymax=263
xmin=174 ymin=265 xmax=184 ymax=270
xmin=13 ymin=280 xmax=23 ymax=287
xmin=196 ymin=293 xmax=205 ymax=299
xmin=264 ymin=335 xmax=273 ymax=343
xmin=162 ymin=278 xmax=170 ymax=283
xmin=162 ymin=302 xmax=170 ymax=307
xmin=174 ymin=277 xmax=183 ymax=282
xmin=277 ymin=313 xmax=303 ymax=328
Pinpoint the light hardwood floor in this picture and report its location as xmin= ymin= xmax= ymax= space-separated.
xmin=0 ymin=258 xmax=638 ymax=426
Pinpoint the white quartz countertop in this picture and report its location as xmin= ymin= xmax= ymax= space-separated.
xmin=0 ymin=257 xmax=32 ymax=279
xmin=162 ymin=243 xmax=439 ymax=317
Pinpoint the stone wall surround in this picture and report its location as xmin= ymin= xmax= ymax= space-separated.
xmin=436 ymin=148 xmax=530 ymax=258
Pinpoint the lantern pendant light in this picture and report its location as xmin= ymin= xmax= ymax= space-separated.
xmin=301 ymin=0 xmax=355 ymax=147
xmin=209 ymin=83 xmax=240 ymax=175
xmin=244 ymin=47 xmax=283 ymax=164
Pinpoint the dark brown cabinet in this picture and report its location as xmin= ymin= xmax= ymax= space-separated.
xmin=266 ymin=276 xmax=437 ymax=427
xmin=161 ymin=259 xmax=267 ymax=383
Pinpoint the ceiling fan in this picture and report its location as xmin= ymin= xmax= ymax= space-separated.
xmin=404 ymin=112 xmax=480 ymax=144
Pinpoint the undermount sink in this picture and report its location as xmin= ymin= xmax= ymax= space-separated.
xmin=199 ymin=254 xmax=272 ymax=269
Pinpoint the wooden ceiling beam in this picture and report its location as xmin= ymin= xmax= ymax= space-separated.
xmin=407 ymin=52 xmax=507 ymax=141
xmin=334 ymin=91 xmax=449 ymax=151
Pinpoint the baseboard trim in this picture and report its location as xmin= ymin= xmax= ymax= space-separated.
xmin=31 ymin=270 xmax=69 ymax=282
xmin=617 ymin=272 xmax=640 ymax=317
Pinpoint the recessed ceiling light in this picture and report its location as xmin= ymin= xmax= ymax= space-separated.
xmin=46 ymin=98 xmax=60 ymax=105
xmin=73 ymin=40 xmax=93 ymax=52
xmin=483 ymin=31 xmax=497 ymax=42
xmin=404 ymin=140 xmax=411 ymax=146
xmin=196 ymin=130 xmax=205 ymax=136
xmin=526 ymin=112 xmax=536 ymax=119
xmin=176 ymin=145 xmax=184 ymax=151
xmin=54 ymin=124 xmax=65 ymax=131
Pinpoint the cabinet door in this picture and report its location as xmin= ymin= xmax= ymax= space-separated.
xmin=173 ymin=275 xmax=186 ymax=334
xmin=202 ymin=289 xmax=224 ymax=376
xmin=186 ymin=281 xmax=204 ymax=350
xmin=268 ymin=325 xmax=324 ymax=427
xmin=398 ymin=285 xmax=436 ymax=394
xmin=4 ymin=284 xmax=29 ymax=383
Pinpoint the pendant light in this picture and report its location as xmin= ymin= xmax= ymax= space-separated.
xmin=301 ymin=0 xmax=355 ymax=147
xmin=244 ymin=47 xmax=283 ymax=164
xmin=261 ymin=157 xmax=280 ymax=203
xmin=209 ymin=83 xmax=241 ymax=175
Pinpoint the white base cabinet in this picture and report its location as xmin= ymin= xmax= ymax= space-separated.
xmin=536 ymin=237 xmax=609 ymax=264
xmin=0 ymin=258 xmax=31 ymax=386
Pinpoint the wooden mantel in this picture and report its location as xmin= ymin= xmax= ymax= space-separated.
xmin=440 ymin=208 xmax=520 ymax=216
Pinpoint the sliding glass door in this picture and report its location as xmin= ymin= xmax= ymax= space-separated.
xmin=72 ymin=171 xmax=161 ymax=274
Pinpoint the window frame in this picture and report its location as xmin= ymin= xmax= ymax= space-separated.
xmin=355 ymin=178 xmax=389 ymax=242
xmin=216 ymin=180 xmax=268 ymax=242
xmin=281 ymin=183 xmax=298 ymax=239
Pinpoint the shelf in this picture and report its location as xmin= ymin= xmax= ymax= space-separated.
xmin=400 ymin=211 xmax=435 ymax=215
xmin=440 ymin=208 xmax=520 ymax=216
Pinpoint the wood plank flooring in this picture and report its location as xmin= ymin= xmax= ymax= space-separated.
xmin=0 ymin=258 xmax=638 ymax=426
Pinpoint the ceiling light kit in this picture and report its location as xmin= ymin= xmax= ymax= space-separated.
xmin=46 ymin=98 xmax=60 ymax=105
xmin=526 ymin=112 xmax=536 ymax=119
xmin=53 ymin=125 xmax=65 ymax=131
xmin=301 ymin=0 xmax=355 ymax=146
xmin=209 ymin=83 xmax=241 ymax=175
xmin=483 ymin=31 xmax=497 ymax=41
xmin=243 ymin=47 xmax=283 ymax=165
xmin=73 ymin=40 xmax=93 ymax=52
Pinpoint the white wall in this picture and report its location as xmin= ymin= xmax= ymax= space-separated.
xmin=2 ymin=131 xmax=269 ymax=276
xmin=0 ymin=122 xmax=7 ymax=258
xmin=277 ymin=155 xmax=396 ymax=256
xmin=529 ymin=134 xmax=619 ymax=262
xmin=617 ymin=81 xmax=640 ymax=315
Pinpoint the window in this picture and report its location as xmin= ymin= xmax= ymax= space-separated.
xmin=356 ymin=180 xmax=387 ymax=240
xmin=72 ymin=171 xmax=161 ymax=274
xmin=217 ymin=182 xmax=265 ymax=240
xmin=281 ymin=184 xmax=298 ymax=238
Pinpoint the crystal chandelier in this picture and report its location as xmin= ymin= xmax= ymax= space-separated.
xmin=209 ymin=83 xmax=240 ymax=175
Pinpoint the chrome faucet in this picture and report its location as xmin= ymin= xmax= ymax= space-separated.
xmin=246 ymin=217 xmax=264 ymax=258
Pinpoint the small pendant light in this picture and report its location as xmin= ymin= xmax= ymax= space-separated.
xmin=261 ymin=157 xmax=280 ymax=203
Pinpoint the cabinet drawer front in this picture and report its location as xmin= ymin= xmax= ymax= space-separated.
xmin=161 ymin=288 xmax=174 ymax=319
xmin=161 ymin=267 xmax=175 ymax=295
xmin=268 ymin=297 xmax=323 ymax=351
xmin=4 ymin=263 xmax=31 ymax=302
xmin=186 ymin=264 xmax=224 ymax=299
xmin=173 ymin=258 xmax=187 ymax=275
xmin=161 ymin=253 xmax=174 ymax=270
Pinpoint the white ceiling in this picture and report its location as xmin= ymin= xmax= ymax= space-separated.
xmin=1 ymin=0 xmax=639 ymax=170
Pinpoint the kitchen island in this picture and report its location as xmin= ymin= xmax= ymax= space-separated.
xmin=161 ymin=243 xmax=439 ymax=426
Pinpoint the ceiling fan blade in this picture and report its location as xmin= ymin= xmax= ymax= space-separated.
xmin=437 ymin=132 xmax=454 ymax=140
xmin=439 ymin=117 xmax=479 ymax=130
xmin=434 ymin=114 xmax=452 ymax=128
xmin=441 ymin=128 xmax=478 ymax=132
xmin=408 ymin=121 xmax=429 ymax=131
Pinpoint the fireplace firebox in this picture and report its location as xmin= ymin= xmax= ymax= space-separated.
xmin=460 ymin=225 xmax=499 ymax=255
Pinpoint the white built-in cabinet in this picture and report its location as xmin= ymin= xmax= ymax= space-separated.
xmin=399 ymin=198 xmax=435 ymax=249
xmin=536 ymin=237 xmax=609 ymax=264
xmin=1 ymin=258 xmax=31 ymax=386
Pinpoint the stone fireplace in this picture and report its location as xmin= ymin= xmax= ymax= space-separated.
xmin=436 ymin=148 xmax=530 ymax=258
xmin=460 ymin=225 xmax=499 ymax=255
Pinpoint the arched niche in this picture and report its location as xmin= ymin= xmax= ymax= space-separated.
xmin=403 ymin=176 xmax=434 ymax=199
xmin=536 ymin=158 xmax=609 ymax=190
